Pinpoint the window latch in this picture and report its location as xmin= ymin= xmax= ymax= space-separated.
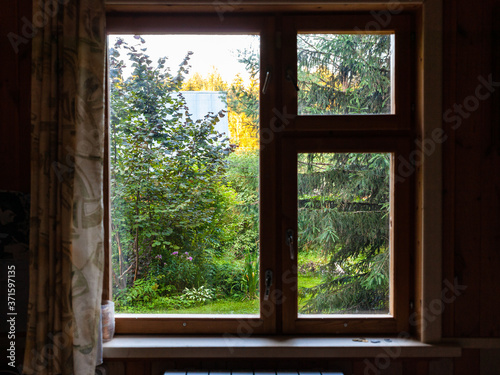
xmin=286 ymin=229 xmax=294 ymax=260
xmin=264 ymin=269 xmax=273 ymax=301
xmin=262 ymin=68 xmax=272 ymax=94
xmin=285 ymin=68 xmax=300 ymax=92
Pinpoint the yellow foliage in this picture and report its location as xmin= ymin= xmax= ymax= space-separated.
xmin=228 ymin=111 xmax=259 ymax=151
xmin=182 ymin=72 xmax=204 ymax=91
xmin=182 ymin=68 xmax=259 ymax=151
xmin=182 ymin=67 xmax=227 ymax=91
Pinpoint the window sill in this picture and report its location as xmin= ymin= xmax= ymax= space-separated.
xmin=103 ymin=336 xmax=461 ymax=359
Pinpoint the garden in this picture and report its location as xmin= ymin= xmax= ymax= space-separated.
xmin=109 ymin=34 xmax=392 ymax=315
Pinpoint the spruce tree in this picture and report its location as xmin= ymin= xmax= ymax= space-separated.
xmin=298 ymin=153 xmax=391 ymax=313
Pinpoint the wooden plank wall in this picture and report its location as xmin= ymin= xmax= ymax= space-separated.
xmin=105 ymin=353 xmax=500 ymax=375
xmin=2 ymin=0 xmax=500 ymax=373
xmin=442 ymin=0 xmax=500 ymax=339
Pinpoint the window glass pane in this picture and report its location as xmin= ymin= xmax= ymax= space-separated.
xmin=297 ymin=153 xmax=391 ymax=315
xmin=109 ymin=34 xmax=260 ymax=315
xmin=297 ymin=34 xmax=394 ymax=115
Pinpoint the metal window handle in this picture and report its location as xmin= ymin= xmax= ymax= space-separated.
xmin=286 ymin=229 xmax=294 ymax=260
xmin=285 ymin=69 xmax=300 ymax=92
xmin=262 ymin=69 xmax=272 ymax=94
xmin=264 ymin=269 xmax=273 ymax=301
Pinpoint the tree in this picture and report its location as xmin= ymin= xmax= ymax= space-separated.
xmin=297 ymin=34 xmax=392 ymax=114
xmin=294 ymin=35 xmax=393 ymax=312
xmin=182 ymin=68 xmax=228 ymax=91
xmin=182 ymin=67 xmax=259 ymax=150
xmin=109 ymin=37 xmax=231 ymax=295
xmin=298 ymin=153 xmax=391 ymax=313
xmin=226 ymin=43 xmax=260 ymax=150
xmin=226 ymin=75 xmax=259 ymax=150
xmin=229 ymin=34 xmax=393 ymax=312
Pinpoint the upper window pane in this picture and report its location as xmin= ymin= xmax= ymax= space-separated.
xmin=108 ymin=34 xmax=260 ymax=315
xmin=297 ymin=33 xmax=394 ymax=115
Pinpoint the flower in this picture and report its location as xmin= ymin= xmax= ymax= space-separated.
xmin=171 ymin=251 xmax=178 ymax=256
xmin=155 ymin=254 xmax=162 ymax=260
xmin=184 ymin=252 xmax=189 ymax=255
xmin=187 ymin=256 xmax=193 ymax=261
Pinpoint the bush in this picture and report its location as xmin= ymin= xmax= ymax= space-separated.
xmin=181 ymin=286 xmax=215 ymax=304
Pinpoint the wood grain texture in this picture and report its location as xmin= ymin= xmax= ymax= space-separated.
xmin=126 ymin=360 xmax=151 ymax=375
xmin=106 ymin=360 xmax=126 ymax=375
xmin=402 ymin=360 xmax=429 ymax=375
xmin=480 ymin=348 xmax=500 ymax=375
xmin=106 ymin=354 xmax=500 ymax=375
xmin=453 ymin=349 xmax=480 ymax=375
xmin=441 ymin=0 xmax=457 ymax=339
xmin=479 ymin=0 xmax=500 ymax=338
xmin=428 ymin=358 xmax=452 ymax=375
xmin=441 ymin=0 xmax=500 ymax=339
xmin=105 ymin=2 xmax=422 ymax=14
xmin=452 ymin=0 xmax=484 ymax=338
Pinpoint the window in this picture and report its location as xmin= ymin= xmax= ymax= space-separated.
xmin=105 ymin=11 xmax=415 ymax=335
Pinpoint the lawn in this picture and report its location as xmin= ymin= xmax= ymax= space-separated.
xmin=118 ymin=298 xmax=260 ymax=315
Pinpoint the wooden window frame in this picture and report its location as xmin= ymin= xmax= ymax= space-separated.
xmin=276 ymin=13 xmax=414 ymax=334
xmin=105 ymin=14 xmax=278 ymax=335
xmin=280 ymin=136 xmax=412 ymax=334
xmin=103 ymin=2 xmax=443 ymax=341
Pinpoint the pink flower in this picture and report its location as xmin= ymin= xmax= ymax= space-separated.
xmin=187 ymin=256 xmax=193 ymax=261
xmin=172 ymin=251 xmax=178 ymax=256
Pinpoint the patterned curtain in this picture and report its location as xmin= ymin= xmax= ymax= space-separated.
xmin=24 ymin=0 xmax=106 ymax=374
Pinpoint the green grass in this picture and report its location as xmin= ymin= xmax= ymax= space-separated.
xmin=298 ymin=274 xmax=322 ymax=289
xmin=118 ymin=298 xmax=260 ymax=314
xmin=298 ymin=274 xmax=323 ymax=311
xmin=172 ymin=298 xmax=260 ymax=314
xmin=117 ymin=250 xmax=327 ymax=315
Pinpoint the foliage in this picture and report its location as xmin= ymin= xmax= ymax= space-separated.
xmin=226 ymin=74 xmax=259 ymax=149
xmin=297 ymin=34 xmax=392 ymax=114
xmin=181 ymin=286 xmax=216 ymax=304
xmin=114 ymin=276 xmax=160 ymax=306
xmin=242 ymin=253 xmax=259 ymax=299
xmin=109 ymin=34 xmax=393 ymax=315
xmin=109 ymin=37 xmax=233 ymax=297
xmin=182 ymin=69 xmax=228 ymax=91
xmin=182 ymin=65 xmax=260 ymax=150
xmin=298 ymin=153 xmax=391 ymax=313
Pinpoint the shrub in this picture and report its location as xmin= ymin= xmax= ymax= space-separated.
xmin=181 ymin=286 xmax=215 ymax=304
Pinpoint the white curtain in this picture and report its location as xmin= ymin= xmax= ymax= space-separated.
xmin=24 ymin=0 xmax=106 ymax=374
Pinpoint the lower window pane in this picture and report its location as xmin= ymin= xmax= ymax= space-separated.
xmin=297 ymin=153 xmax=391 ymax=315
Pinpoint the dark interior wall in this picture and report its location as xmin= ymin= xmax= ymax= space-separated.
xmin=0 ymin=0 xmax=31 ymax=193
xmin=442 ymin=0 xmax=500 ymax=339
xmin=0 ymin=1 xmax=32 ymax=372
xmin=1 ymin=0 xmax=499 ymax=373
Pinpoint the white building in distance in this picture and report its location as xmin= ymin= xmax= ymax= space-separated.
xmin=180 ymin=91 xmax=230 ymax=138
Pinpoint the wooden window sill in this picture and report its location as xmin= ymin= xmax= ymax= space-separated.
xmin=103 ymin=336 xmax=461 ymax=359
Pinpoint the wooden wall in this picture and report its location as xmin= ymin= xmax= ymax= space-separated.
xmin=442 ymin=0 xmax=500 ymax=339
xmin=1 ymin=0 xmax=500 ymax=374
xmin=104 ymin=357 xmax=453 ymax=375
xmin=104 ymin=352 xmax=500 ymax=375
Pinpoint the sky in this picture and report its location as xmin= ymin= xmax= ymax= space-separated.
xmin=108 ymin=34 xmax=259 ymax=84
